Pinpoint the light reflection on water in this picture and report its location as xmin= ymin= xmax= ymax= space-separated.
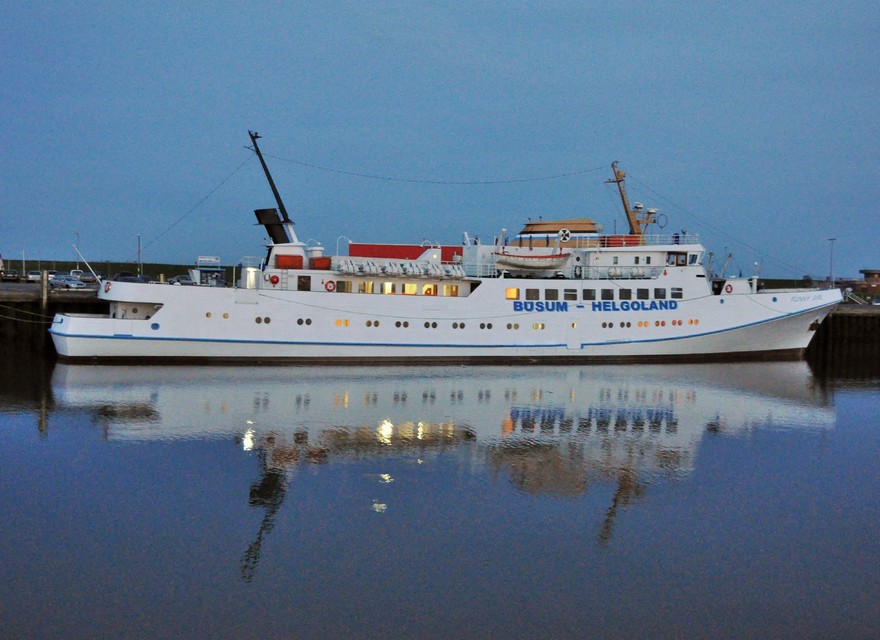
xmin=2 ymin=360 xmax=878 ymax=638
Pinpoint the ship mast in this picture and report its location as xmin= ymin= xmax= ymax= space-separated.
xmin=606 ymin=161 xmax=655 ymax=236
xmin=249 ymin=131 xmax=293 ymax=224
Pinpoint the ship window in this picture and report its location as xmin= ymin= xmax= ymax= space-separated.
xmin=619 ymin=288 xmax=632 ymax=300
xmin=336 ymin=280 xmax=352 ymax=293
xmin=505 ymin=287 xmax=520 ymax=300
xmin=582 ymin=289 xmax=596 ymax=301
xmin=634 ymin=256 xmax=640 ymax=265
xmin=654 ymin=288 xmax=667 ymax=299
xmin=646 ymin=257 xmax=652 ymax=264
xmin=637 ymin=288 xmax=649 ymax=300
xmin=601 ymin=289 xmax=614 ymax=301
xmin=403 ymin=282 xmax=418 ymax=295
xmin=563 ymin=289 xmax=577 ymax=301
xmin=443 ymin=284 xmax=459 ymax=297
xmin=545 ymin=289 xmax=559 ymax=301
xmin=297 ymin=275 xmax=311 ymax=291
xmin=689 ymin=254 xmax=698 ymax=265
xmin=613 ymin=256 xmax=619 ymax=265
xmin=382 ymin=282 xmax=396 ymax=294
xmin=671 ymin=287 xmax=683 ymax=299
xmin=423 ymin=283 xmax=437 ymax=296
xmin=358 ymin=281 xmax=375 ymax=294
xmin=525 ymin=288 xmax=540 ymax=301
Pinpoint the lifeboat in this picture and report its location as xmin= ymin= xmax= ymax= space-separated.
xmin=494 ymin=250 xmax=571 ymax=270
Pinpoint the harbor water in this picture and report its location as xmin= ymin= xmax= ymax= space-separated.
xmin=1 ymin=352 xmax=878 ymax=639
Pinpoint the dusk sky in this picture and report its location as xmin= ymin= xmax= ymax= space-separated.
xmin=2 ymin=2 xmax=877 ymax=279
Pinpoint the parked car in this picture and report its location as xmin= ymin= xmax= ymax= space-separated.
xmin=168 ymin=275 xmax=194 ymax=285
xmin=49 ymin=275 xmax=88 ymax=289
xmin=26 ymin=271 xmax=42 ymax=282
xmin=1 ymin=269 xmax=19 ymax=282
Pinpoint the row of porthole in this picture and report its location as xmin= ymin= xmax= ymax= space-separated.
xmin=206 ymin=312 xmax=230 ymax=319
xmin=599 ymin=319 xmax=702 ymax=329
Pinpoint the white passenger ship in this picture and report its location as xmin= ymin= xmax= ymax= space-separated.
xmin=50 ymin=133 xmax=841 ymax=363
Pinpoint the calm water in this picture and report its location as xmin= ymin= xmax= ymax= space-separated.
xmin=1 ymin=353 xmax=878 ymax=639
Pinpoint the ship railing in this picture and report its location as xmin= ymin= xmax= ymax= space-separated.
xmin=570 ymin=233 xmax=700 ymax=249
xmin=567 ymin=265 xmax=665 ymax=280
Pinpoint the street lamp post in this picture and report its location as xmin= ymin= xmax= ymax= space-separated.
xmin=827 ymin=237 xmax=836 ymax=289
xmin=75 ymin=232 xmax=80 ymax=269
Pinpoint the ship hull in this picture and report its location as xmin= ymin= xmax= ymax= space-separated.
xmin=50 ymin=279 xmax=840 ymax=364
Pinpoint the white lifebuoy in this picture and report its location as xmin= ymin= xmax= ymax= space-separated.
xmin=104 ymin=281 xmax=111 ymax=293
xmin=724 ymin=284 xmax=733 ymax=294
xmin=325 ymin=281 xmax=336 ymax=292
xmin=558 ymin=228 xmax=571 ymax=243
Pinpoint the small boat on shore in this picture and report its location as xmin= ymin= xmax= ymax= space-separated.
xmin=49 ymin=135 xmax=841 ymax=363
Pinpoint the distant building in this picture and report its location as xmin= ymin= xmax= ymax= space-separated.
xmin=844 ymin=269 xmax=880 ymax=301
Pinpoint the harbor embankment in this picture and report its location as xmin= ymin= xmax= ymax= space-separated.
xmin=1 ymin=284 xmax=878 ymax=361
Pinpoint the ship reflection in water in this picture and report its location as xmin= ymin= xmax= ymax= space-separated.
xmin=51 ymin=361 xmax=832 ymax=582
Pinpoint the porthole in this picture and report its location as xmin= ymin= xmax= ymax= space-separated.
xmin=264 ymin=317 xmax=271 ymax=324
xmin=452 ymin=322 xmax=459 ymax=329
xmin=255 ymin=317 xmax=262 ymax=324
xmin=403 ymin=321 xmax=409 ymax=328
xmin=223 ymin=312 xmax=229 ymax=319
xmin=424 ymin=321 xmax=430 ymax=328
xmin=395 ymin=321 xmax=401 ymax=328
xmin=306 ymin=318 xmax=312 ymax=325
xmin=206 ymin=312 xmax=212 ymax=318
xmin=487 ymin=323 xmax=492 ymax=330
xmin=132 ymin=307 xmax=138 ymax=314
xmin=479 ymin=323 xmax=485 ymax=329
xmin=298 ymin=318 xmax=304 ymax=325
xmin=151 ymin=323 xmax=159 ymax=330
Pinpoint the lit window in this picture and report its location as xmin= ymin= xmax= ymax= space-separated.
xmin=443 ymin=284 xmax=459 ymax=297
xmin=505 ymin=288 xmax=520 ymax=300
xmin=382 ymin=282 xmax=396 ymax=294
xmin=423 ymin=284 xmax=437 ymax=296
xmin=404 ymin=283 xmax=417 ymax=295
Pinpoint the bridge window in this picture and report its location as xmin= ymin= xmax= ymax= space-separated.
xmin=505 ymin=287 xmax=519 ymax=300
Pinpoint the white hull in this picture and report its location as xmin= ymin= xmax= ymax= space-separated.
xmin=51 ymin=276 xmax=840 ymax=363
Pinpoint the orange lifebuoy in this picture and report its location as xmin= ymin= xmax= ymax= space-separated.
xmin=724 ymin=284 xmax=733 ymax=294
xmin=269 ymin=275 xmax=280 ymax=286
xmin=104 ymin=281 xmax=111 ymax=293
xmin=325 ymin=281 xmax=336 ymax=292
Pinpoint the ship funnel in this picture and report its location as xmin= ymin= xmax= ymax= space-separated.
xmin=254 ymin=208 xmax=291 ymax=244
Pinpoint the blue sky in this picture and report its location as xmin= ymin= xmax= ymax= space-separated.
xmin=2 ymin=1 xmax=877 ymax=279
